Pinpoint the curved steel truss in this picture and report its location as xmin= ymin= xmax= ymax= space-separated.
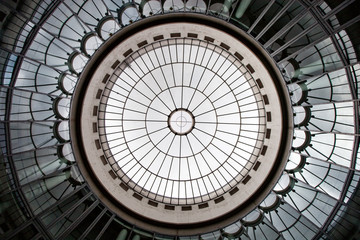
xmin=0 ymin=0 xmax=359 ymax=239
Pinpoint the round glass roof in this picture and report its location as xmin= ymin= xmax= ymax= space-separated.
xmin=73 ymin=20 xmax=291 ymax=232
xmin=99 ymin=39 xmax=266 ymax=203
xmin=2 ymin=0 xmax=359 ymax=239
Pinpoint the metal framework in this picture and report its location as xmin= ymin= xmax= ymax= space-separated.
xmin=98 ymin=38 xmax=266 ymax=204
xmin=0 ymin=0 xmax=359 ymax=239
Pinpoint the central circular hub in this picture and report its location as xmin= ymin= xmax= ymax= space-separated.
xmin=168 ymin=109 xmax=194 ymax=135
xmin=177 ymin=116 xmax=186 ymax=127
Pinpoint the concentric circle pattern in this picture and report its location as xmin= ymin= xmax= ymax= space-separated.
xmin=1 ymin=0 xmax=359 ymax=239
xmin=78 ymin=21 xmax=289 ymax=231
xmin=99 ymin=39 xmax=265 ymax=203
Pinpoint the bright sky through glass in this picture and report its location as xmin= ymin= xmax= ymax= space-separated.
xmin=99 ymin=38 xmax=266 ymax=203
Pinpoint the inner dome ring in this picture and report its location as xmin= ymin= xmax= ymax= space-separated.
xmin=100 ymin=38 xmax=265 ymax=204
xmin=168 ymin=108 xmax=195 ymax=135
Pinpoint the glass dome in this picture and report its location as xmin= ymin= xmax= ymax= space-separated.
xmin=0 ymin=0 xmax=359 ymax=239
xmin=71 ymin=20 xmax=291 ymax=233
xmin=100 ymin=38 xmax=266 ymax=203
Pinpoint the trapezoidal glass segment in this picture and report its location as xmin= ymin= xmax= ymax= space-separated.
xmin=98 ymin=38 xmax=266 ymax=204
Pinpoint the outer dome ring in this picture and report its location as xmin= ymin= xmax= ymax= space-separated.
xmin=70 ymin=13 xmax=293 ymax=235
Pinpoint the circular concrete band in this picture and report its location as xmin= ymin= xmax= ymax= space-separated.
xmin=70 ymin=13 xmax=293 ymax=235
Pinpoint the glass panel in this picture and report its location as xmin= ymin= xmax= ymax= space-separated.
xmin=9 ymin=224 xmax=39 ymax=240
xmin=66 ymin=204 xmax=104 ymax=239
xmin=250 ymin=0 xmax=287 ymax=38
xmin=99 ymin=219 xmax=130 ymax=240
xmin=0 ymin=0 xmax=359 ymax=239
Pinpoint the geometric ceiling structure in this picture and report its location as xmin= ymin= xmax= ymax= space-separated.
xmin=0 ymin=0 xmax=359 ymax=239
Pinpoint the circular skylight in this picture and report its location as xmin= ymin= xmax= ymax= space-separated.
xmin=99 ymin=39 xmax=266 ymax=204
xmin=3 ymin=0 xmax=359 ymax=239
xmin=72 ymin=19 xmax=292 ymax=234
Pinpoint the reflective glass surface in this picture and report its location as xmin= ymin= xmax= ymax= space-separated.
xmin=0 ymin=0 xmax=359 ymax=239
